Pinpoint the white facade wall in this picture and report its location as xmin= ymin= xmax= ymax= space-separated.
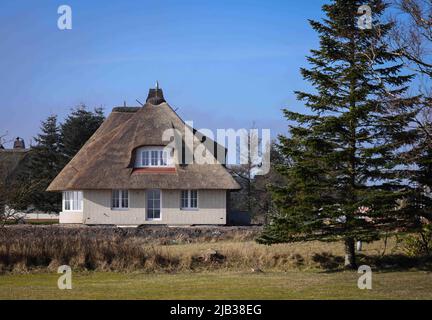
xmin=77 ymin=189 xmax=226 ymax=225
xmin=59 ymin=211 xmax=84 ymax=224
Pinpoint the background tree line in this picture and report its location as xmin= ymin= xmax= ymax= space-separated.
xmin=0 ymin=105 xmax=104 ymax=217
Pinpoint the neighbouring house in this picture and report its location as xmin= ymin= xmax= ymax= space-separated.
xmin=0 ymin=138 xmax=59 ymax=222
xmin=1 ymin=138 xmax=29 ymax=220
xmin=47 ymin=86 xmax=241 ymax=226
xmin=0 ymin=137 xmax=29 ymax=185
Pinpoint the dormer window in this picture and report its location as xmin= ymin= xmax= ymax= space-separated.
xmin=135 ymin=146 xmax=173 ymax=168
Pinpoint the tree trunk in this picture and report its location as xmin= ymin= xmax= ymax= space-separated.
xmin=344 ymin=238 xmax=357 ymax=269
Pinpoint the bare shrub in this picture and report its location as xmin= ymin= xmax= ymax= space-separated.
xmin=0 ymin=225 xmax=423 ymax=273
xmin=0 ymin=226 xmax=262 ymax=273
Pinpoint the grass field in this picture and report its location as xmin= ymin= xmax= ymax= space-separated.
xmin=0 ymin=270 xmax=431 ymax=300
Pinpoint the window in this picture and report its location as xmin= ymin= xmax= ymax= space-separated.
xmin=180 ymin=190 xmax=198 ymax=210
xmin=137 ymin=147 xmax=172 ymax=168
xmin=147 ymin=189 xmax=161 ymax=220
xmin=63 ymin=191 xmax=83 ymax=212
xmin=112 ymin=190 xmax=129 ymax=209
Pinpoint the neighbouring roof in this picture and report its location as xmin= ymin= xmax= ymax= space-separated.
xmin=0 ymin=148 xmax=29 ymax=183
xmin=47 ymin=87 xmax=241 ymax=191
xmin=13 ymin=137 xmax=26 ymax=149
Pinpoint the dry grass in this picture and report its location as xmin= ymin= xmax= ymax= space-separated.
xmin=0 ymin=226 xmax=430 ymax=274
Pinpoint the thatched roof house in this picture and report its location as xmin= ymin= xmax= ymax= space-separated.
xmin=48 ymin=86 xmax=240 ymax=226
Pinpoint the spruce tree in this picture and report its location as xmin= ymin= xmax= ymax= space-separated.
xmin=60 ymin=105 xmax=105 ymax=163
xmin=258 ymin=0 xmax=420 ymax=268
xmin=25 ymin=115 xmax=63 ymax=212
xmin=405 ymin=110 xmax=432 ymax=221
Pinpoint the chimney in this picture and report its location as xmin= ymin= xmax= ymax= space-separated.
xmin=146 ymin=81 xmax=166 ymax=105
xmin=13 ymin=137 xmax=25 ymax=149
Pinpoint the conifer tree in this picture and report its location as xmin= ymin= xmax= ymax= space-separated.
xmin=405 ymin=107 xmax=432 ymax=221
xmin=12 ymin=107 xmax=104 ymax=213
xmin=60 ymin=105 xmax=105 ymax=163
xmin=25 ymin=115 xmax=63 ymax=212
xmin=258 ymin=0 xmax=420 ymax=268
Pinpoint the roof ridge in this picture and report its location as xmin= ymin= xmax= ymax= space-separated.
xmin=112 ymin=107 xmax=141 ymax=113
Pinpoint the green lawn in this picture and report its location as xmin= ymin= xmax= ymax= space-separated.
xmin=1 ymin=271 xmax=431 ymax=300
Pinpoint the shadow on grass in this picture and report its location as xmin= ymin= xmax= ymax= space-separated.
xmin=312 ymin=252 xmax=432 ymax=273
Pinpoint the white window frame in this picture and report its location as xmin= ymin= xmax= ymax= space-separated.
xmin=111 ymin=190 xmax=129 ymax=210
xmin=136 ymin=146 xmax=173 ymax=168
xmin=180 ymin=190 xmax=199 ymax=210
xmin=146 ymin=189 xmax=162 ymax=220
xmin=62 ymin=191 xmax=83 ymax=212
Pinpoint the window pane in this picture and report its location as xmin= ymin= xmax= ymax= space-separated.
xmin=122 ymin=190 xmax=129 ymax=208
xmin=154 ymin=189 xmax=160 ymax=199
xmin=181 ymin=190 xmax=188 ymax=208
xmin=112 ymin=190 xmax=119 ymax=208
xmin=148 ymin=190 xmax=153 ymax=201
xmin=64 ymin=192 xmax=71 ymax=211
xmin=147 ymin=196 xmax=154 ymax=210
xmin=163 ymin=151 xmax=168 ymax=165
xmin=153 ymin=209 xmax=160 ymax=219
xmin=151 ymin=151 xmax=158 ymax=166
xmin=142 ymin=151 xmax=150 ymax=166
xmin=160 ymin=151 xmax=168 ymax=166
xmin=72 ymin=192 xmax=78 ymax=210
xmin=77 ymin=191 xmax=83 ymax=211
xmin=190 ymin=190 xmax=198 ymax=208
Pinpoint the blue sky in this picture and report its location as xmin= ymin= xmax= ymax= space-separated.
xmin=0 ymin=0 xmax=327 ymax=147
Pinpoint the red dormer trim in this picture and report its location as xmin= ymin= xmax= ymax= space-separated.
xmin=132 ymin=167 xmax=177 ymax=174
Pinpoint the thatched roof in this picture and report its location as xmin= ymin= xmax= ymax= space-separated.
xmin=47 ymin=89 xmax=240 ymax=191
xmin=0 ymin=149 xmax=29 ymax=183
